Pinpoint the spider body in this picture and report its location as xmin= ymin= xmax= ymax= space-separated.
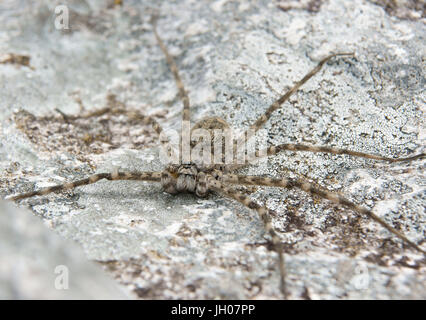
xmin=162 ymin=164 xmax=204 ymax=196
xmin=5 ymin=15 xmax=425 ymax=299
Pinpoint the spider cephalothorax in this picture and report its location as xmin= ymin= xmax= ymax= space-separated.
xmin=161 ymin=163 xmax=223 ymax=197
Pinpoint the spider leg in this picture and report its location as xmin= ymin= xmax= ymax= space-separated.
xmin=53 ymin=96 xmax=175 ymax=158
xmin=7 ymin=171 xmax=161 ymax=201
xmin=223 ymin=174 xmax=425 ymax=254
xmin=245 ymin=143 xmax=425 ymax=164
xmin=236 ymin=53 xmax=354 ymax=153
xmin=152 ymin=17 xmax=192 ymax=163
xmin=57 ymin=95 xmax=166 ymax=138
xmin=152 ymin=18 xmax=191 ymax=123
xmin=207 ymin=176 xmax=287 ymax=298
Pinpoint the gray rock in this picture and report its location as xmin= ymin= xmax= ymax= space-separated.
xmin=0 ymin=201 xmax=128 ymax=299
xmin=0 ymin=0 xmax=424 ymax=299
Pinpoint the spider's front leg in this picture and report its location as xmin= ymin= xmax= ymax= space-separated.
xmin=223 ymin=174 xmax=425 ymax=255
xmin=7 ymin=171 xmax=161 ymax=201
xmin=207 ymin=175 xmax=288 ymax=298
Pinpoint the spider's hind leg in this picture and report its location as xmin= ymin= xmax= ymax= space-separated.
xmin=57 ymin=94 xmax=167 ymax=139
xmin=16 ymin=93 xmax=172 ymax=157
xmin=237 ymin=52 xmax=355 ymax=150
xmin=251 ymin=143 xmax=425 ymax=163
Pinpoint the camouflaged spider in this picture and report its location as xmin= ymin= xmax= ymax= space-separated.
xmin=7 ymin=17 xmax=425 ymax=298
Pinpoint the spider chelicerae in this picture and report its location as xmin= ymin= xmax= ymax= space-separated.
xmin=6 ymin=17 xmax=425 ymax=298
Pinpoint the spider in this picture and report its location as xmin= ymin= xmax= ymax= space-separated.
xmin=6 ymin=16 xmax=425 ymax=298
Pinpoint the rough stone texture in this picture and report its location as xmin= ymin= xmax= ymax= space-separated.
xmin=0 ymin=201 xmax=128 ymax=299
xmin=367 ymin=0 xmax=425 ymax=21
xmin=0 ymin=0 xmax=424 ymax=299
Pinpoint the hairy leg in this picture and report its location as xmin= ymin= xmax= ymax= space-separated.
xmin=151 ymin=17 xmax=193 ymax=163
xmin=236 ymin=53 xmax=354 ymax=153
xmin=222 ymin=174 xmax=425 ymax=254
xmin=7 ymin=171 xmax=161 ymax=201
xmin=151 ymin=18 xmax=191 ymax=123
xmin=55 ymin=95 xmax=175 ymax=158
xmin=207 ymin=175 xmax=287 ymax=297
xmin=243 ymin=143 xmax=425 ymax=165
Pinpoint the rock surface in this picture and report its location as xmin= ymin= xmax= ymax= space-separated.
xmin=0 ymin=0 xmax=424 ymax=299
xmin=0 ymin=201 xmax=127 ymax=299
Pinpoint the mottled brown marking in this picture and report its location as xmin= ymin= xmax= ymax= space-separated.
xmin=7 ymin=22 xmax=425 ymax=301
